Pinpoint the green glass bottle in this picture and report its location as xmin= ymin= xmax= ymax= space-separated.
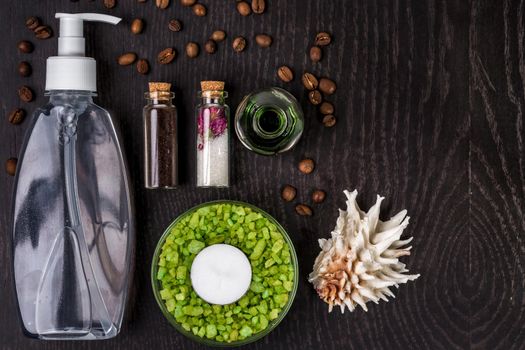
xmin=234 ymin=87 xmax=304 ymax=155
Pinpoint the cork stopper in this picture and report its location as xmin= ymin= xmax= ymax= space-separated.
xmin=149 ymin=82 xmax=171 ymax=92
xmin=201 ymin=81 xmax=225 ymax=92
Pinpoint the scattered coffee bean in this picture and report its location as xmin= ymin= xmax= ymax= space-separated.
xmin=104 ymin=0 xmax=116 ymax=8
xmin=156 ymin=0 xmax=169 ymax=8
xmin=308 ymin=90 xmax=322 ymax=105
xmin=312 ymin=189 xmax=326 ymax=203
xmin=315 ymin=32 xmax=331 ymax=46
xmin=277 ymin=66 xmax=294 ymax=82
xmin=319 ymin=101 xmax=334 ymax=115
xmin=118 ymin=52 xmax=137 ymax=65
xmin=25 ymin=16 xmax=40 ymax=31
xmin=192 ymin=3 xmax=207 ymax=16
xmin=136 ymin=59 xmax=149 ymax=74
xmin=186 ymin=42 xmax=199 ymax=58
xmin=18 ymin=86 xmax=34 ymax=102
xmin=281 ymin=185 xmax=297 ymax=202
xmin=251 ymin=0 xmax=265 ymax=14
xmin=298 ymin=158 xmax=315 ymax=174
xmin=255 ymin=34 xmax=272 ymax=48
xmin=319 ymin=78 xmax=337 ymax=95
xmin=131 ymin=18 xmax=144 ymax=34
xmin=180 ymin=0 xmax=196 ymax=6
xmin=157 ymin=47 xmax=176 ymax=64
xmin=18 ymin=40 xmax=34 ymax=53
xmin=6 ymin=158 xmax=17 ymax=176
xmin=8 ymin=108 xmax=26 ymax=125
xmin=34 ymin=25 xmax=53 ymax=39
xmin=237 ymin=1 xmax=252 ymax=16
xmin=232 ymin=36 xmax=246 ymax=52
xmin=18 ymin=61 xmax=32 ymax=77
xmin=295 ymin=204 xmax=313 ymax=216
xmin=302 ymin=72 xmax=318 ymax=90
xmin=322 ymin=114 xmax=336 ymax=127
xmin=309 ymin=46 xmax=322 ymax=63
xmin=168 ymin=19 xmax=182 ymax=32
xmin=205 ymin=39 xmax=217 ymax=54
xmin=211 ymin=30 xmax=226 ymax=42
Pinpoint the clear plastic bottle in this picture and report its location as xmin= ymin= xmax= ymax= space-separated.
xmin=196 ymin=81 xmax=231 ymax=187
xmin=12 ymin=13 xmax=134 ymax=340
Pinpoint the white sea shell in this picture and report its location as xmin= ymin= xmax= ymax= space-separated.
xmin=308 ymin=190 xmax=420 ymax=313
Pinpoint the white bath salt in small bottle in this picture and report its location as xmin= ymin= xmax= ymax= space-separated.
xmin=190 ymin=244 xmax=252 ymax=305
xmin=196 ymin=81 xmax=231 ymax=187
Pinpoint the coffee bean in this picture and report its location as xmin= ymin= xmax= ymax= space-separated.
xmin=18 ymin=86 xmax=34 ymax=102
xmin=8 ymin=108 xmax=26 ymax=125
xmin=158 ymin=47 xmax=176 ymax=64
xmin=131 ymin=18 xmax=144 ymax=34
xmin=298 ymin=158 xmax=315 ymax=174
xmin=25 ymin=16 xmax=40 ymax=30
xmin=319 ymin=78 xmax=336 ymax=95
xmin=192 ymin=3 xmax=207 ymax=16
xmin=118 ymin=52 xmax=137 ymax=65
xmin=322 ymin=114 xmax=336 ymax=127
xmin=211 ymin=30 xmax=226 ymax=42
xmin=312 ymin=190 xmax=326 ymax=203
xmin=251 ymin=0 xmax=265 ymax=14
xmin=308 ymin=90 xmax=322 ymax=105
xmin=277 ymin=66 xmax=294 ymax=82
xmin=237 ymin=1 xmax=251 ymax=16
xmin=6 ymin=158 xmax=17 ymax=176
xmin=168 ymin=19 xmax=182 ymax=32
xmin=309 ymin=46 xmax=322 ymax=63
xmin=104 ymin=0 xmax=116 ymax=8
xmin=34 ymin=25 xmax=53 ymax=39
xmin=302 ymin=72 xmax=318 ymax=90
xmin=180 ymin=0 xmax=195 ymax=5
xmin=281 ymin=185 xmax=297 ymax=202
xmin=314 ymin=32 xmax=331 ymax=46
xmin=295 ymin=204 xmax=313 ymax=216
xmin=186 ymin=42 xmax=199 ymax=58
xmin=156 ymin=0 xmax=169 ymax=9
xmin=319 ymin=101 xmax=334 ymax=115
xmin=255 ymin=34 xmax=272 ymax=48
xmin=232 ymin=36 xmax=246 ymax=52
xmin=18 ymin=61 xmax=32 ymax=77
xmin=136 ymin=59 xmax=149 ymax=74
xmin=205 ymin=40 xmax=217 ymax=54
xmin=18 ymin=40 xmax=34 ymax=53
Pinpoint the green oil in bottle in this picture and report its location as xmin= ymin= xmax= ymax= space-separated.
xmin=234 ymin=87 xmax=304 ymax=155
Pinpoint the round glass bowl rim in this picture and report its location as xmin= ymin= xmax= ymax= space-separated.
xmin=151 ymin=200 xmax=299 ymax=347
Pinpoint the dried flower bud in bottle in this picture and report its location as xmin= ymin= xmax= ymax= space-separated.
xmin=196 ymin=81 xmax=231 ymax=187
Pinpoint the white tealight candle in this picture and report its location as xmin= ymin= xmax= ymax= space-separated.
xmin=190 ymin=244 xmax=252 ymax=305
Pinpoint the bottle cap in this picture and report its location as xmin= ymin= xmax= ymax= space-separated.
xmin=45 ymin=13 xmax=122 ymax=92
xmin=200 ymin=81 xmax=225 ymax=98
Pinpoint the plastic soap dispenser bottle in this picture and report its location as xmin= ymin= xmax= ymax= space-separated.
xmin=12 ymin=13 xmax=135 ymax=340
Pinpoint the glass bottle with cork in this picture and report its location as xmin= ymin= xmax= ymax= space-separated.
xmin=196 ymin=81 xmax=231 ymax=187
xmin=143 ymin=82 xmax=178 ymax=189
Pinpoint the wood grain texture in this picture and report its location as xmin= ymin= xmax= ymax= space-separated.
xmin=0 ymin=0 xmax=523 ymax=349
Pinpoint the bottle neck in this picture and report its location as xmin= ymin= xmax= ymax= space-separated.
xmin=199 ymin=90 xmax=227 ymax=106
xmin=145 ymin=91 xmax=175 ymax=105
xmin=47 ymin=90 xmax=95 ymax=103
xmin=201 ymin=96 xmax=225 ymax=105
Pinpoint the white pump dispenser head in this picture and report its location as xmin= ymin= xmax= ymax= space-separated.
xmin=45 ymin=13 xmax=121 ymax=92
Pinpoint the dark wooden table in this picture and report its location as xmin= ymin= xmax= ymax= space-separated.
xmin=1 ymin=1 xmax=524 ymax=349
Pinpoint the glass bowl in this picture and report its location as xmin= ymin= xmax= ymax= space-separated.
xmin=151 ymin=200 xmax=299 ymax=347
